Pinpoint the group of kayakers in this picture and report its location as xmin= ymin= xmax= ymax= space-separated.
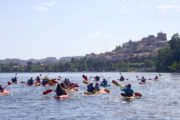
xmin=0 ymin=73 xmax=160 ymax=100
xmin=86 ymin=78 xmax=109 ymax=93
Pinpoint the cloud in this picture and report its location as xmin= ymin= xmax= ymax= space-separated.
xmin=33 ymin=6 xmax=47 ymax=11
xmin=42 ymin=1 xmax=56 ymax=7
xmin=33 ymin=1 xmax=56 ymax=11
xmin=157 ymin=5 xmax=180 ymax=9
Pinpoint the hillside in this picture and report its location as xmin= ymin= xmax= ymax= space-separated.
xmin=86 ymin=32 xmax=168 ymax=61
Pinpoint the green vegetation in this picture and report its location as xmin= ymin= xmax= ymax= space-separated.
xmin=0 ymin=57 xmax=155 ymax=72
xmin=156 ymin=33 xmax=180 ymax=72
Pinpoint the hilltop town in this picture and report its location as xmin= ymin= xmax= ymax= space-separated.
xmin=86 ymin=32 xmax=168 ymax=61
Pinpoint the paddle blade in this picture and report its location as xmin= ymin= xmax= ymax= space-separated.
xmin=104 ymin=89 xmax=110 ymax=93
xmin=43 ymin=89 xmax=53 ymax=95
xmin=82 ymin=75 xmax=88 ymax=81
xmin=134 ymin=92 xmax=142 ymax=97
xmin=83 ymin=80 xmax=88 ymax=84
xmin=136 ymin=76 xmax=139 ymax=78
xmin=20 ymin=81 xmax=26 ymax=84
xmin=52 ymin=80 xmax=58 ymax=84
xmin=149 ymin=78 xmax=152 ymax=80
xmin=73 ymin=88 xmax=79 ymax=91
xmin=112 ymin=80 xmax=120 ymax=86
xmin=71 ymin=83 xmax=79 ymax=87
xmin=126 ymin=79 xmax=128 ymax=80
xmin=8 ymin=81 xmax=11 ymax=85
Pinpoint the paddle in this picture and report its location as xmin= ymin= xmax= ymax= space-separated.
xmin=3 ymin=81 xmax=12 ymax=89
xmin=83 ymin=80 xmax=88 ymax=84
xmin=82 ymin=75 xmax=88 ymax=81
xmin=43 ymin=89 xmax=54 ymax=95
xmin=82 ymin=80 xmax=110 ymax=93
xmin=71 ymin=83 xmax=79 ymax=88
xmin=112 ymin=80 xmax=142 ymax=97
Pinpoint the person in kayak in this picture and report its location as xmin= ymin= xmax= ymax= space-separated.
xmin=35 ymin=76 xmax=41 ymax=83
xmin=87 ymin=83 xmax=95 ymax=93
xmin=0 ymin=84 xmax=4 ymax=92
xmin=94 ymin=76 xmax=100 ymax=81
xmin=64 ymin=78 xmax=72 ymax=89
xmin=61 ymin=81 xmax=68 ymax=89
xmin=95 ymin=83 xmax=100 ymax=91
xmin=141 ymin=76 xmax=146 ymax=82
xmin=11 ymin=76 xmax=17 ymax=83
xmin=121 ymin=84 xmax=134 ymax=97
xmin=42 ymin=77 xmax=48 ymax=86
xmin=120 ymin=75 xmax=125 ymax=81
xmin=101 ymin=78 xmax=108 ymax=86
xmin=27 ymin=77 xmax=34 ymax=85
xmin=55 ymin=83 xmax=67 ymax=96
xmin=154 ymin=75 xmax=159 ymax=80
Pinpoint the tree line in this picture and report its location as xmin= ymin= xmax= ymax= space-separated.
xmin=0 ymin=57 xmax=155 ymax=72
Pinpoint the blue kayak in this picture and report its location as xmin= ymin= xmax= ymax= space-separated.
xmin=99 ymin=84 xmax=111 ymax=87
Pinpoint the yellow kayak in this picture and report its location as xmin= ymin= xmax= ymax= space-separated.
xmin=84 ymin=88 xmax=104 ymax=95
xmin=120 ymin=95 xmax=135 ymax=100
xmin=66 ymin=88 xmax=79 ymax=93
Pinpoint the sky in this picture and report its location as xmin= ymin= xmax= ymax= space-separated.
xmin=0 ymin=0 xmax=180 ymax=60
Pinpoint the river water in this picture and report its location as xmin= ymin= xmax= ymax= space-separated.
xmin=0 ymin=72 xmax=179 ymax=120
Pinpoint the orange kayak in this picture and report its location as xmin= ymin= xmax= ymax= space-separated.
xmin=0 ymin=90 xmax=10 ymax=95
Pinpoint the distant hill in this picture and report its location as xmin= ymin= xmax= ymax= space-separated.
xmin=86 ymin=32 xmax=169 ymax=61
xmin=0 ymin=56 xmax=84 ymax=64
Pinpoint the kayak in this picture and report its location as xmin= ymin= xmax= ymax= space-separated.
xmin=54 ymin=94 xmax=70 ymax=100
xmin=45 ymin=83 xmax=57 ymax=87
xmin=154 ymin=78 xmax=160 ymax=81
xmin=66 ymin=88 xmax=79 ymax=93
xmin=0 ymin=90 xmax=10 ymax=96
xmin=99 ymin=84 xmax=111 ymax=87
xmin=139 ymin=82 xmax=146 ymax=84
xmin=121 ymin=95 xmax=135 ymax=100
xmin=84 ymin=88 xmax=104 ymax=95
xmin=34 ymin=82 xmax=41 ymax=86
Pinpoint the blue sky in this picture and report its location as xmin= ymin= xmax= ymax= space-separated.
xmin=0 ymin=0 xmax=180 ymax=60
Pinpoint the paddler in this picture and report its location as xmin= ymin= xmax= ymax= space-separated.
xmin=101 ymin=78 xmax=108 ymax=86
xmin=121 ymin=84 xmax=134 ymax=97
xmin=35 ymin=76 xmax=41 ymax=83
xmin=94 ymin=76 xmax=100 ymax=81
xmin=55 ymin=83 xmax=67 ymax=96
xmin=0 ymin=84 xmax=4 ymax=92
xmin=141 ymin=76 xmax=146 ymax=82
xmin=120 ymin=75 xmax=125 ymax=81
xmin=11 ymin=76 xmax=17 ymax=83
xmin=87 ymin=83 xmax=95 ymax=93
xmin=154 ymin=75 xmax=159 ymax=80
xmin=42 ymin=76 xmax=48 ymax=86
xmin=64 ymin=78 xmax=72 ymax=89
xmin=27 ymin=77 xmax=34 ymax=85
xmin=95 ymin=83 xmax=100 ymax=91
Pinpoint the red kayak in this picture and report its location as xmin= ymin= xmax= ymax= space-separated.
xmin=0 ymin=90 xmax=10 ymax=96
xmin=54 ymin=94 xmax=70 ymax=100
